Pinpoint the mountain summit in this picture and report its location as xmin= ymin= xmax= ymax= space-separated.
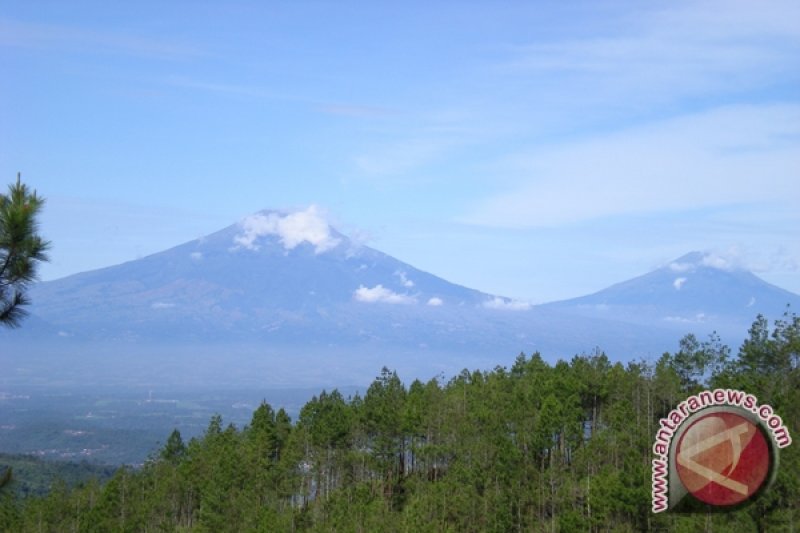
xmin=23 ymin=207 xmax=503 ymax=345
xmin=541 ymin=251 xmax=800 ymax=336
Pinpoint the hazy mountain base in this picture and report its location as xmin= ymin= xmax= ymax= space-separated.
xmin=2 ymin=312 xmax=797 ymax=532
xmin=0 ymin=384 xmax=361 ymax=465
xmin=0 ymin=328 xmax=676 ymax=466
xmin=1 ymin=339 xmax=514 ymax=390
xmin=0 ymin=341 xmax=527 ymax=465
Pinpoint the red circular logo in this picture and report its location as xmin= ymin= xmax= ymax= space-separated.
xmin=676 ymin=411 xmax=770 ymax=506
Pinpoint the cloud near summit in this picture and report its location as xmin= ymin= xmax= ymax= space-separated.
xmin=234 ymin=206 xmax=341 ymax=254
xmin=668 ymin=249 xmax=758 ymax=274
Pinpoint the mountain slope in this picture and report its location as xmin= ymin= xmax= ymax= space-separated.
xmin=539 ymin=251 xmax=800 ymax=337
xmin=20 ymin=208 xmax=544 ymax=350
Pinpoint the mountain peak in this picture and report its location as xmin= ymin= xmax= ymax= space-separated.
xmin=234 ymin=205 xmax=343 ymax=254
xmin=543 ymin=250 xmax=799 ymax=338
xmin=666 ymin=251 xmax=743 ymax=273
xmin=672 ymin=251 xmax=705 ymax=264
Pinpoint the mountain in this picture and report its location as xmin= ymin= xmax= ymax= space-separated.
xmin=539 ymin=251 xmax=800 ymax=338
xmin=19 ymin=208 xmax=523 ymax=349
xmin=2 ymin=209 xmax=797 ymax=387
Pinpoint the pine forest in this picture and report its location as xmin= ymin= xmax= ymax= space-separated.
xmin=1 ymin=312 xmax=798 ymax=532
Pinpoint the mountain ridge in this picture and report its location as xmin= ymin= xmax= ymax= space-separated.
xmin=3 ymin=209 xmax=798 ymax=386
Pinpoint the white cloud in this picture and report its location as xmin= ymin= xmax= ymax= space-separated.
xmin=482 ymin=296 xmax=531 ymax=311
xmin=151 ymin=302 xmax=176 ymax=310
xmin=666 ymin=250 xmax=741 ymax=272
xmin=462 ymin=104 xmax=800 ymax=228
xmin=353 ymin=285 xmax=416 ymax=304
xmin=0 ymin=18 xmax=202 ymax=60
xmin=700 ymin=254 xmax=733 ymax=271
xmin=427 ymin=297 xmax=443 ymax=306
xmin=697 ymin=246 xmax=800 ymax=274
xmin=499 ymin=2 xmax=800 ymax=111
xmin=395 ymin=271 xmax=415 ymax=288
xmin=190 ymin=251 xmax=203 ymax=261
xmin=233 ymin=206 xmax=340 ymax=254
xmin=664 ymin=316 xmax=690 ymax=323
xmin=354 ymin=138 xmax=454 ymax=177
xmin=665 ymin=248 xmax=798 ymax=276
xmin=664 ymin=313 xmax=707 ymax=323
xmin=669 ymin=262 xmax=693 ymax=273
xmin=673 ymin=277 xmax=687 ymax=290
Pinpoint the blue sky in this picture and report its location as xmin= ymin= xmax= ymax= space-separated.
xmin=1 ymin=1 xmax=798 ymax=303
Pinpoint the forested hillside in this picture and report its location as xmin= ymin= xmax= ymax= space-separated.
xmin=0 ymin=454 xmax=114 ymax=498
xmin=1 ymin=312 xmax=797 ymax=532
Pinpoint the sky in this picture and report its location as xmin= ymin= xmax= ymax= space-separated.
xmin=1 ymin=0 xmax=798 ymax=303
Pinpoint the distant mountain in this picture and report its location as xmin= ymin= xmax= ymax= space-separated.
xmin=20 ymin=208 xmax=519 ymax=349
xmin=2 ymin=210 xmax=797 ymax=387
xmin=540 ymin=251 xmax=800 ymax=338
xmin=10 ymin=208 xmax=655 ymax=355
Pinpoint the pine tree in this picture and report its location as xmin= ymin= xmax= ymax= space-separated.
xmin=0 ymin=173 xmax=50 ymax=327
xmin=160 ymin=429 xmax=187 ymax=465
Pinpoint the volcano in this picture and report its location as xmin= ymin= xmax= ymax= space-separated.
xmin=2 ymin=210 xmax=797 ymax=386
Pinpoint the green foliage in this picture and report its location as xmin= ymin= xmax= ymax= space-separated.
xmin=161 ymin=429 xmax=187 ymax=465
xmin=0 ymin=467 xmax=10 ymax=490
xmin=8 ymin=312 xmax=800 ymax=531
xmin=0 ymin=453 xmax=114 ymax=498
xmin=0 ymin=174 xmax=50 ymax=327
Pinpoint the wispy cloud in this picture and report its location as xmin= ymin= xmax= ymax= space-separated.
xmin=317 ymin=103 xmax=393 ymax=119
xmin=394 ymin=271 xmax=414 ymax=288
xmin=0 ymin=18 xmax=202 ymax=60
xmin=497 ymin=1 xmax=800 ymax=107
xmin=166 ymin=76 xmax=394 ymax=122
xmin=482 ymin=296 xmax=531 ymax=311
xmin=666 ymin=247 xmax=800 ymax=275
xmin=354 ymin=138 xmax=455 ymax=177
xmin=165 ymin=77 xmax=276 ymax=98
xmin=461 ymin=104 xmax=800 ymax=228
xmin=702 ymin=247 xmax=800 ymax=274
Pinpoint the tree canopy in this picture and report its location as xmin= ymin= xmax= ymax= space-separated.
xmin=1 ymin=311 xmax=797 ymax=531
xmin=0 ymin=173 xmax=49 ymax=327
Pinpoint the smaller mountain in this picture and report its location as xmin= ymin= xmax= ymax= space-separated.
xmin=539 ymin=251 xmax=800 ymax=340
